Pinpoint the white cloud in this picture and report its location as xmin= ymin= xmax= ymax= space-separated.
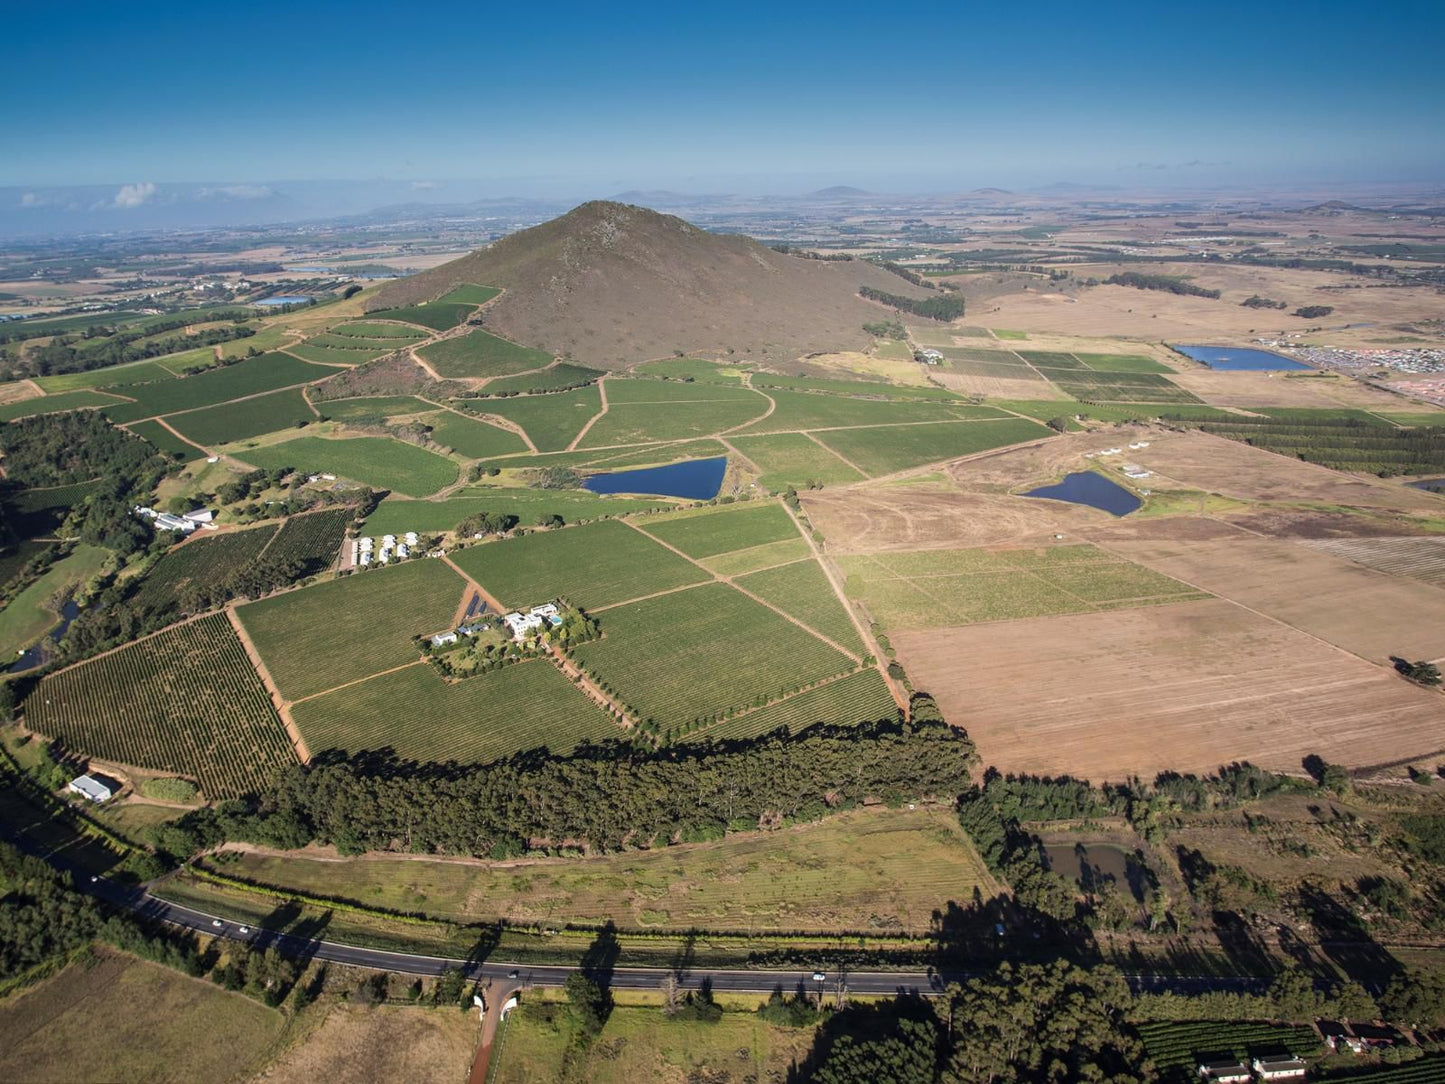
xmin=19 ymin=192 xmax=42 ymax=207
xmin=410 ymin=180 xmax=443 ymax=190
xmin=113 ymin=181 xmax=157 ymax=208
xmin=198 ymin=184 xmax=275 ymax=200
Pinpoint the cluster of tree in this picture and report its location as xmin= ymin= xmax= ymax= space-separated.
xmin=1104 ymin=272 xmax=1222 ymax=299
xmin=0 ymin=410 xmax=165 ymax=488
xmin=863 ymin=319 xmax=906 ymax=338
xmin=216 ymin=467 xmax=293 ymax=505
xmin=153 ymin=717 xmax=977 ymax=859
xmin=1192 ymin=416 xmax=1445 ymax=476
xmin=525 ymin=465 xmax=584 ymax=490
xmin=9 ymin=322 xmax=255 ymax=380
xmin=876 ymin=262 xmax=937 ymax=289
xmin=859 ymin=287 xmax=965 ymax=322
xmin=1393 ymin=658 xmax=1441 ymax=687
xmin=456 ymin=510 xmax=519 ymax=537
xmin=1241 ymin=295 xmax=1288 ymax=309
xmin=1294 ymin=305 xmax=1335 ymax=319
xmin=770 ymin=244 xmax=855 ymax=262
xmin=209 ymin=943 xmax=299 ymax=1006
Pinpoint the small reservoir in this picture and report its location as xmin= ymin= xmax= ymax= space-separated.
xmin=9 ymin=599 xmax=80 ymax=674
xmin=583 ymin=456 xmax=727 ymax=500
xmin=1024 ymin=472 xmax=1141 ymax=516
xmin=1172 ymin=344 xmax=1312 ymax=371
xmin=1408 ymin=477 xmax=1445 ymax=494
xmin=1043 ymin=843 xmax=1135 ymax=892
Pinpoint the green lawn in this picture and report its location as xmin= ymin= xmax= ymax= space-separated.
xmin=236 ymin=435 xmax=458 ymax=497
xmin=0 ymin=544 xmax=108 ymax=657
xmin=96 ymin=353 xmax=333 ymax=423
xmin=640 ymin=501 xmax=799 ymax=559
xmin=729 ymin=432 xmax=867 ymax=489
xmin=461 ymin=385 xmax=602 ymax=451
xmin=814 ymin=417 xmax=1053 ymax=475
xmin=235 ymin=558 xmax=465 ymax=701
xmin=423 ymin=411 xmax=529 ymax=457
xmin=291 ymin=657 xmax=620 ymax=764
xmin=449 ymin=519 xmax=707 ymax=610
xmin=165 ymin=387 xmax=315 ymax=445
xmin=418 ymin=328 xmax=552 ymax=378
xmin=571 ymin=581 xmax=854 ymax=728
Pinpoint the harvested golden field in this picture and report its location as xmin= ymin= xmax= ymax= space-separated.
xmin=932 ymin=369 xmax=1068 ymax=399
xmin=255 ymin=1003 xmax=478 ymax=1084
xmin=895 ymin=598 xmax=1445 ymax=783
xmin=1101 ymin=532 xmax=1445 ymax=664
xmin=1166 ymin=369 xmax=1417 ymax=410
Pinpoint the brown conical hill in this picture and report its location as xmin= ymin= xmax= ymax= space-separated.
xmin=367 ymin=201 xmax=934 ymax=368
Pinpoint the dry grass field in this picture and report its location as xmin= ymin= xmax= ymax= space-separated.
xmin=255 ymin=1004 xmax=477 ymax=1084
xmin=1308 ymin=535 xmax=1445 ymax=586
xmin=1100 ymin=528 xmax=1445 ymax=664
xmin=895 ymin=598 xmax=1445 ymax=782
xmin=1165 ymin=369 xmax=1420 ymax=410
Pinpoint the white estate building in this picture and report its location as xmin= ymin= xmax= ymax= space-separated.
xmin=503 ymin=603 xmax=562 ymax=642
xmin=68 ymin=774 xmax=114 ymax=802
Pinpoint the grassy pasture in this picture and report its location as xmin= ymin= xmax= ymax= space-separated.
xmin=165 ymin=387 xmax=315 ymax=445
xmin=0 ymin=951 xmax=284 ymax=1084
xmin=633 ymin=357 xmax=749 ymax=383
xmin=736 ymin=558 xmax=864 ymax=654
xmin=362 ymin=490 xmax=674 ymax=535
xmin=0 ymin=389 xmax=126 ymax=421
xmin=418 ymin=328 xmax=552 ymax=378
xmin=838 ymin=545 xmax=1203 ymax=629
xmin=685 ymin=667 xmax=898 ymax=744
xmin=479 ymin=362 xmax=603 ymax=395
xmin=24 ymin=613 xmax=295 ymax=797
xmin=640 ymin=501 xmax=799 ymax=559
xmin=314 ymin=395 xmax=434 ymax=420
xmin=571 ymin=581 xmax=854 ymax=726
xmin=128 ymin=419 xmax=205 ymax=461
xmin=737 ymin=389 xmax=995 ymax=433
xmin=699 ymin=537 xmax=813 ymax=576
xmin=462 ymin=385 xmax=602 ymax=451
xmin=35 ymin=359 xmax=177 ymax=392
xmin=97 ymin=353 xmax=333 ymax=423
xmin=236 ymin=435 xmax=458 ymax=497
xmin=363 ymin=300 xmax=473 ymax=330
xmin=236 ymin=558 xmax=465 ymax=701
xmin=815 ymin=417 xmax=1054 ymax=475
xmin=216 ymin=805 xmax=987 ymax=933
xmin=577 ymin=399 xmax=767 ymax=447
xmin=0 ymin=544 xmax=108 ymax=658
xmin=729 ymin=432 xmax=867 ymax=489
xmin=328 ymin=321 xmax=427 ymax=340
xmin=128 ymin=524 xmax=278 ymax=615
xmin=423 ymin=410 xmax=529 ymax=457
xmin=291 ymin=657 xmax=619 ymax=764
xmin=449 ymin=519 xmax=707 ymax=610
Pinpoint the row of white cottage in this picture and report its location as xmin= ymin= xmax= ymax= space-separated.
xmin=352 ymin=532 xmax=421 ymax=566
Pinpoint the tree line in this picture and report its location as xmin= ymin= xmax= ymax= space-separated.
xmin=1104 ymin=272 xmax=1222 ymax=299
xmin=859 ymin=287 xmax=965 ymax=322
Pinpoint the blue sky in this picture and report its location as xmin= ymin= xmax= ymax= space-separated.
xmin=5 ymin=0 xmax=1443 ymax=192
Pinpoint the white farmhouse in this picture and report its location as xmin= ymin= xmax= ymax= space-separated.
xmin=68 ymin=774 xmax=114 ymax=802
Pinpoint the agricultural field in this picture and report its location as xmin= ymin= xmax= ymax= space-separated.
xmin=165 ymin=387 xmax=315 ymax=445
xmin=640 ymin=500 xmax=799 ymax=559
xmin=1191 ymin=414 xmax=1445 ymax=474
xmin=1047 ymin=370 xmax=1203 ymax=405
xmin=1138 ymin=1020 xmax=1320 ymax=1079
xmin=0 ymin=544 xmax=108 ymax=658
xmin=737 ymin=389 xmax=992 ymax=433
xmin=1 ymin=481 xmax=101 ymax=539
xmin=577 ymin=398 xmax=767 ymax=447
xmin=699 ymin=536 xmax=813 ymax=576
xmin=327 ymin=321 xmax=427 ymax=341
xmin=422 ymin=410 xmax=529 ymax=457
xmin=236 ymin=435 xmax=458 ymax=497
xmin=894 ymin=598 xmax=1445 ymax=782
xmin=312 ymin=395 xmax=434 ymax=420
xmin=571 ymin=582 xmax=854 ymax=727
xmin=286 ymin=340 xmax=395 ymax=366
xmin=0 ymin=389 xmax=126 ymax=421
xmin=418 ymin=328 xmax=553 ymax=379
xmin=449 ymin=519 xmax=707 ymax=610
xmin=437 ymin=283 xmax=501 ymax=305
xmin=728 ymin=433 xmax=857 ymax=488
xmin=814 ymin=417 xmax=1054 ymax=476
xmin=128 ymin=419 xmax=205 ymax=460
xmin=35 ymin=358 xmax=177 ymax=392
xmin=96 ymin=353 xmax=334 ymax=424
xmin=0 ymin=950 xmax=285 ymax=1084
xmin=1072 ymin=352 xmax=1175 ymax=373
xmin=633 ymin=356 xmax=749 ymax=383
xmin=252 ymin=1003 xmax=478 ymax=1084
xmin=361 ymin=490 xmax=675 ymax=535
xmin=477 ymin=362 xmax=603 ymax=395
xmin=235 ymin=558 xmax=465 ymax=701
xmin=837 ymin=544 xmax=1204 ymax=629
xmin=574 ymin=437 xmax=729 ymax=469
xmin=265 ymin=508 xmax=350 ymax=575
xmin=735 ymin=558 xmax=865 ymax=654
xmin=218 ymin=805 xmax=985 ymax=932
xmin=1309 ymin=535 xmax=1445 ymax=586
xmin=684 ymin=667 xmax=897 ymax=744
xmin=751 ymin=373 xmax=968 ymax=401
xmin=362 ymin=300 xmax=473 ymax=331
xmin=461 ymin=385 xmax=601 ymax=450
xmin=23 ymin=613 xmax=295 ymax=797
xmin=603 ymin=378 xmax=765 ymax=404
xmin=127 ymin=524 xmax=278 ymax=615
xmin=290 ymin=656 xmax=619 ymax=763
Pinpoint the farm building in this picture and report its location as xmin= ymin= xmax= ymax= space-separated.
xmin=503 ymin=602 xmax=562 ymax=641
xmin=183 ymin=508 xmax=215 ymax=524
xmin=1196 ymin=1062 xmax=1251 ymax=1083
xmin=67 ymin=774 xmax=115 ymax=802
xmin=154 ymin=512 xmax=198 ymax=534
xmin=432 ymin=631 xmax=459 ymax=647
xmin=1252 ymin=1056 xmax=1307 ymax=1081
